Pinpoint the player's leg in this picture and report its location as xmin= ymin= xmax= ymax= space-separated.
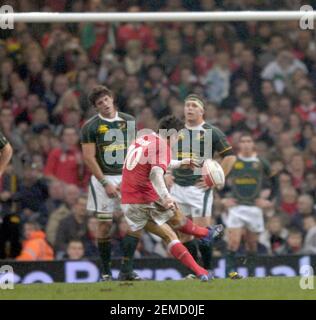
xmin=226 ymin=227 xmax=243 ymax=278
xmin=244 ymin=229 xmax=259 ymax=277
xmin=119 ymin=203 xmax=151 ymax=280
xmin=87 ymin=175 xmax=117 ymax=281
xmin=171 ymin=203 xmax=198 ymax=261
xmin=144 ymin=220 xmax=211 ymax=281
xmin=243 ymin=206 xmax=265 ymax=277
xmin=191 ymin=188 xmax=214 ymax=271
xmin=225 ymin=205 xmax=246 ymax=279
xmin=119 ymin=228 xmax=142 ymax=280
xmin=96 ymin=217 xmax=113 ymax=280
xmin=167 ymin=204 xmax=224 ymax=243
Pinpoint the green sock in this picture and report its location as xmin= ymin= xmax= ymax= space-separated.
xmin=98 ymin=239 xmax=112 ymax=275
xmin=120 ymin=234 xmax=139 ymax=274
xmin=183 ymin=239 xmax=198 ymax=262
xmin=198 ymin=242 xmax=213 ymax=270
xmin=246 ymin=252 xmax=257 ymax=277
xmin=226 ymin=250 xmax=237 ymax=276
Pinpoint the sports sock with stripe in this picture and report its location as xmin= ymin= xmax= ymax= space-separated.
xmin=168 ymin=240 xmax=208 ymax=277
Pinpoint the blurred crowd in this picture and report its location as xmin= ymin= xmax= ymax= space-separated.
xmin=0 ymin=0 xmax=315 ymax=261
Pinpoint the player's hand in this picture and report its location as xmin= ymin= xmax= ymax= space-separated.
xmin=161 ymin=195 xmax=176 ymax=210
xmin=104 ymin=183 xmax=119 ymax=198
xmin=195 ymin=178 xmax=209 ymax=190
xmin=164 ymin=173 xmax=174 ymax=190
xmin=221 ymin=198 xmax=237 ymax=208
xmin=255 ymin=198 xmax=274 ymax=209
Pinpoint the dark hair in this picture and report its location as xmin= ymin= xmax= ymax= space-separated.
xmin=239 ymin=131 xmax=253 ymax=140
xmin=88 ymin=85 xmax=113 ymax=107
xmin=158 ymin=115 xmax=184 ymax=132
xmin=67 ymin=238 xmax=83 ymax=245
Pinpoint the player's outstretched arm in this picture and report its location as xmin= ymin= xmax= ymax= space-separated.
xmin=0 ymin=143 xmax=13 ymax=177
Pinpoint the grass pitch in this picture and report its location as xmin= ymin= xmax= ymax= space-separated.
xmin=1 ymin=277 xmax=315 ymax=300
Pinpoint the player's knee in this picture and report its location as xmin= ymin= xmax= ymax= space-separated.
xmin=97 ymin=220 xmax=112 ymax=238
xmin=228 ymin=234 xmax=241 ymax=251
xmin=168 ymin=209 xmax=186 ymax=229
xmin=163 ymin=229 xmax=178 ymax=244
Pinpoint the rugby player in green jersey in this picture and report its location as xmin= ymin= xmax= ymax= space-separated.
xmin=81 ymin=85 xmax=140 ymax=281
xmin=223 ymin=133 xmax=278 ymax=279
xmin=167 ymin=94 xmax=236 ymax=274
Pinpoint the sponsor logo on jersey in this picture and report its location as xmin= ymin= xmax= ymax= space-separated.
xmin=98 ymin=124 xmax=109 ymax=134
xmin=234 ymin=161 xmax=244 ymax=170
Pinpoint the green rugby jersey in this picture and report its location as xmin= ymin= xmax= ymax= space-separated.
xmin=0 ymin=131 xmax=8 ymax=149
xmin=229 ymin=155 xmax=271 ymax=206
xmin=80 ymin=112 xmax=135 ymax=175
xmin=172 ymin=122 xmax=233 ymax=186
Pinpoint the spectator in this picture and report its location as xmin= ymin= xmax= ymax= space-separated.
xmin=46 ymin=184 xmax=80 ymax=246
xmin=82 ymin=216 xmax=98 ymax=257
xmin=259 ymin=215 xmax=288 ymax=255
xmin=291 ymin=194 xmax=316 ymax=233
xmin=54 ymin=195 xmax=88 ymax=256
xmin=16 ymin=222 xmax=53 ymax=261
xmin=65 ymin=239 xmax=85 ymax=260
xmin=204 ymin=51 xmax=231 ymax=104
xmin=295 ymin=87 xmax=316 ymax=126
xmin=13 ymin=163 xmax=48 ymax=221
xmin=261 ymin=50 xmax=307 ymax=93
xmin=280 ymin=229 xmax=304 ymax=255
xmin=44 ymin=126 xmax=87 ymax=187
xmin=38 ymin=180 xmax=65 ymax=227
xmin=302 ymin=216 xmax=316 ymax=254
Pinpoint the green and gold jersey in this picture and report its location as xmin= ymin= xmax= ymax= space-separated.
xmin=229 ymin=155 xmax=271 ymax=206
xmin=173 ymin=122 xmax=233 ymax=186
xmin=80 ymin=112 xmax=135 ymax=175
xmin=0 ymin=131 xmax=8 ymax=149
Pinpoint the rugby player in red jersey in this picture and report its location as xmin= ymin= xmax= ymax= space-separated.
xmin=121 ymin=115 xmax=223 ymax=281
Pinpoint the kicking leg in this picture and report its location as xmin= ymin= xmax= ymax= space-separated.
xmin=144 ymin=221 xmax=211 ymax=281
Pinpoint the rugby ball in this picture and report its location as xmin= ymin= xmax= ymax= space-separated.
xmin=202 ymin=159 xmax=225 ymax=189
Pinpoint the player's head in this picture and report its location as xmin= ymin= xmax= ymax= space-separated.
xmin=88 ymin=85 xmax=115 ymax=117
xmin=158 ymin=115 xmax=184 ymax=145
xmin=239 ymin=132 xmax=255 ymax=156
xmin=184 ymin=94 xmax=205 ymax=125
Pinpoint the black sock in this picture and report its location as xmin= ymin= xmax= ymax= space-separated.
xmin=226 ymin=250 xmax=237 ymax=276
xmin=246 ymin=252 xmax=257 ymax=277
xmin=183 ymin=239 xmax=198 ymax=262
xmin=98 ymin=239 xmax=112 ymax=275
xmin=120 ymin=234 xmax=139 ymax=274
xmin=199 ymin=242 xmax=213 ymax=270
